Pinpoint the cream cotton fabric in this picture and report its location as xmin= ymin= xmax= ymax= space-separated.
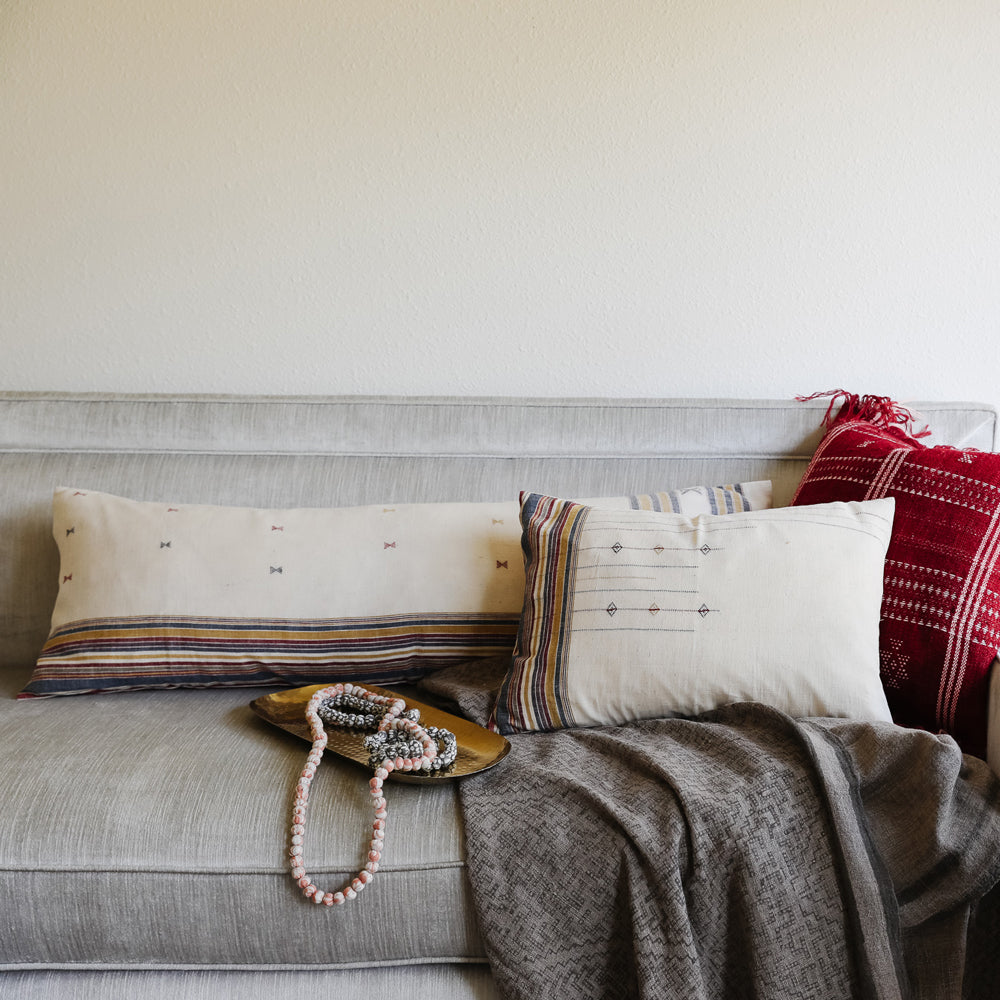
xmin=493 ymin=497 xmax=895 ymax=733
xmin=26 ymin=481 xmax=770 ymax=696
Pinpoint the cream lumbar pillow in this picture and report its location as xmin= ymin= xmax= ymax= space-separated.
xmin=490 ymin=494 xmax=895 ymax=734
xmin=23 ymin=481 xmax=771 ymax=697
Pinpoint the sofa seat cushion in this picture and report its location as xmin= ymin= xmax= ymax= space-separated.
xmin=0 ymin=668 xmax=482 ymax=970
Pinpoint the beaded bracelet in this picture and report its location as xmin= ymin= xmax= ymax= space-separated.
xmin=364 ymin=726 xmax=458 ymax=771
xmin=289 ymin=682 xmax=456 ymax=906
xmin=317 ymin=693 xmax=421 ymax=732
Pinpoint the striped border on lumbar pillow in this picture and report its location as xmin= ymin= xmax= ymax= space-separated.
xmin=23 ymin=481 xmax=770 ymax=697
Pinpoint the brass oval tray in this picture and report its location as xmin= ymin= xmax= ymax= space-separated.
xmin=250 ymin=683 xmax=510 ymax=783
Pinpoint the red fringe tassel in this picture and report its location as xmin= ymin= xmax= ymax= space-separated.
xmin=796 ymin=390 xmax=931 ymax=438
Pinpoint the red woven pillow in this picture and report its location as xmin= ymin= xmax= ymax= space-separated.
xmin=792 ymin=393 xmax=1000 ymax=758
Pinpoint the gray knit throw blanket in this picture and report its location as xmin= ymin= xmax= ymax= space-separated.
xmin=421 ymin=660 xmax=1000 ymax=1000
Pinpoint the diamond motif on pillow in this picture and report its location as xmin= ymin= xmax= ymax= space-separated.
xmin=792 ymin=397 xmax=1000 ymax=758
xmin=880 ymin=638 xmax=910 ymax=690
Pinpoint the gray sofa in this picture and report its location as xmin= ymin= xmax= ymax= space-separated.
xmin=1 ymin=392 xmax=997 ymax=999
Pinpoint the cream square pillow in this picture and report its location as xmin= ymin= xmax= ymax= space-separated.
xmin=23 ymin=481 xmax=770 ymax=696
xmin=491 ymin=494 xmax=895 ymax=733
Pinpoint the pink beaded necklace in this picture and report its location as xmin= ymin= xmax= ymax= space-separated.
xmin=289 ymin=682 xmax=443 ymax=906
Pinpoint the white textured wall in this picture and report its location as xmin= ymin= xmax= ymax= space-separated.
xmin=2 ymin=2 xmax=998 ymax=405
